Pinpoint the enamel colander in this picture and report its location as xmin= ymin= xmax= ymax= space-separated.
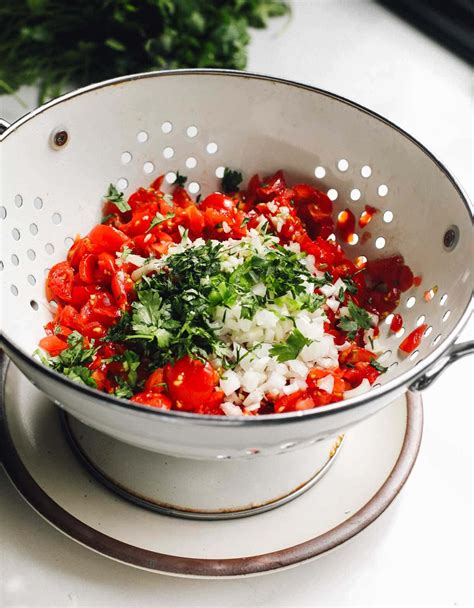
xmin=0 ymin=70 xmax=472 ymax=460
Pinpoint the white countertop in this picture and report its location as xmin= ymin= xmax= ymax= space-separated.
xmin=1 ymin=1 xmax=472 ymax=606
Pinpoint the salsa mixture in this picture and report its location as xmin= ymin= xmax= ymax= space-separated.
xmin=36 ymin=169 xmax=425 ymax=415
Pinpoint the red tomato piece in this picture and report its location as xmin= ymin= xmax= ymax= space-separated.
xmin=79 ymin=254 xmax=98 ymax=284
xmin=111 ymin=270 xmax=135 ymax=310
xmin=399 ymin=325 xmax=428 ymax=354
xmin=39 ymin=335 xmax=69 ymax=356
xmin=88 ymin=224 xmax=128 ymax=254
xmin=390 ymin=313 xmax=403 ymax=333
xmin=200 ymin=193 xmax=235 ymax=213
xmin=164 ymin=356 xmax=218 ymax=410
xmin=144 ymin=368 xmax=165 ymax=392
xmin=274 ymin=390 xmax=315 ymax=413
xmin=131 ymin=391 xmax=172 ymax=409
xmin=47 ymin=262 xmax=75 ymax=302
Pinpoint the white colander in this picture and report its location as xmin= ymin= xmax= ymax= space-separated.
xmin=1 ymin=70 xmax=473 ymax=460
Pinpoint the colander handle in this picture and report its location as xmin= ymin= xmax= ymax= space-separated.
xmin=0 ymin=118 xmax=10 ymax=134
xmin=409 ymin=340 xmax=474 ymax=391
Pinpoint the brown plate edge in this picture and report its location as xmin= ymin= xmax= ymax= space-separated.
xmin=0 ymin=352 xmax=423 ymax=578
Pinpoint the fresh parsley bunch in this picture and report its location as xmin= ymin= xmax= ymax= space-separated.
xmin=0 ymin=0 xmax=289 ymax=103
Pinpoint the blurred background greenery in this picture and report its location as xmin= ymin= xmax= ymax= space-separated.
xmin=0 ymin=0 xmax=290 ymax=103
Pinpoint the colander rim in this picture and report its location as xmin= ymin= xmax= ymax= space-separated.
xmin=1 ymin=68 xmax=473 ymax=427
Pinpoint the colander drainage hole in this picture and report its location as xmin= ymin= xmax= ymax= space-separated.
xmin=314 ymin=166 xmax=326 ymax=178
xmin=0 ymin=206 xmax=6 ymax=219
xmin=350 ymin=188 xmax=361 ymax=201
xmin=12 ymin=228 xmax=20 ymax=241
xmin=116 ymin=178 xmax=128 ymax=191
xmin=383 ymin=210 xmax=394 ymax=223
xmin=0 ymin=261 xmax=4 ymax=271
xmin=361 ymin=165 xmax=372 ymax=178
xmin=165 ymin=171 xmax=177 ymax=184
xmin=137 ymin=131 xmax=148 ymax=143
xmin=52 ymin=213 xmax=62 ymax=225
xmin=27 ymin=274 xmax=36 ymax=286
xmin=206 ymin=142 xmax=218 ymax=154
xmin=378 ymin=184 xmax=389 ymax=197
xmin=30 ymin=300 xmax=39 ymax=311
xmin=121 ymin=152 xmax=132 ymax=165
xmin=186 ymin=157 xmax=197 ymax=169
xmin=416 ymin=315 xmax=425 ymax=326
xmin=163 ymin=147 xmax=174 ymax=159
xmin=14 ymin=194 xmax=23 ymax=208
xmin=215 ymin=166 xmax=225 ymax=178
xmin=337 ymin=159 xmax=349 ymax=172
xmin=375 ymin=236 xmax=386 ymax=249
xmin=34 ymin=197 xmax=43 ymax=210
xmin=161 ymin=121 xmax=173 ymax=134
xmin=143 ymin=162 xmax=154 ymax=174
xmin=10 ymin=285 xmax=18 ymax=296
xmin=327 ymin=188 xmax=338 ymax=201
xmin=27 ymin=249 xmax=36 ymax=260
xmin=45 ymin=243 xmax=55 ymax=254
xmin=186 ymin=126 xmax=198 ymax=138
xmin=188 ymin=182 xmax=200 ymax=194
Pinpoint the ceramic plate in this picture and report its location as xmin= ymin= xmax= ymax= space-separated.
xmin=0 ymin=358 xmax=423 ymax=578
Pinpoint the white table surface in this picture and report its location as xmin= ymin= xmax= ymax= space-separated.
xmin=1 ymin=1 xmax=472 ymax=606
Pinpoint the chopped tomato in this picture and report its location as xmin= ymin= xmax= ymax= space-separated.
xmin=144 ymin=368 xmax=165 ymax=392
xmin=399 ymin=325 xmax=428 ymax=354
xmin=390 ymin=313 xmax=403 ymax=333
xmin=39 ymin=335 xmax=69 ymax=356
xmin=131 ymin=391 xmax=172 ymax=410
xmin=88 ymin=224 xmax=128 ymax=254
xmin=47 ymin=262 xmax=75 ymax=302
xmin=164 ymin=356 xmax=218 ymax=410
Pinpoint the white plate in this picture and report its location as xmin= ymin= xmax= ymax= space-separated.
xmin=0 ymin=357 xmax=423 ymax=578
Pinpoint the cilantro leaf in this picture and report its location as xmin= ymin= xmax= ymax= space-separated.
xmin=147 ymin=211 xmax=175 ymax=232
xmin=342 ymin=276 xmax=358 ymax=294
xmin=222 ymin=168 xmax=243 ymax=194
xmin=338 ymin=300 xmax=373 ymax=339
xmin=105 ymin=184 xmax=131 ymax=213
xmin=370 ymin=357 xmax=388 ymax=373
xmin=62 ymin=366 xmax=97 ymax=388
xmin=270 ymin=329 xmax=312 ymax=363
xmin=174 ymin=171 xmax=187 ymax=187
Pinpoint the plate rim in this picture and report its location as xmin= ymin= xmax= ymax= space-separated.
xmin=0 ymin=356 xmax=423 ymax=578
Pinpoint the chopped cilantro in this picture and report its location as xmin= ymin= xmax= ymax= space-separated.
xmin=342 ymin=276 xmax=358 ymax=294
xmin=105 ymin=184 xmax=131 ymax=213
xmin=147 ymin=211 xmax=175 ymax=232
xmin=270 ymin=329 xmax=312 ymax=363
xmin=370 ymin=358 xmax=388 ymax=373
xmin=338 ymin=300 xmax=373 ymax=339
xmin=222 ymin=168 xmax=243 ymax=194
xmin=174 ymin=171 xmax=187 ymax=187
xmin=338 ymin=286 xmax=345 ymax=303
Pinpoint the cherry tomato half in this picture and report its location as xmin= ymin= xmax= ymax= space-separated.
xmin=164 ymin=356 xmax=218 ymax=410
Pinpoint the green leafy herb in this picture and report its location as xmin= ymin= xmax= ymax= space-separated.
xmin=36 ymin=331 xmax=98 ymax=387
xmin=270 ymin=329 xmax=312 ymax=363
xmin=104 ymin=184 xmax=131 ymax=213
xmin=342 ymin=276 xmax=358 ymax=294
xmin=174 ymin=171 xmax=187 ymax=187
xmin=222 ymin=168 xmax=243 ymax=194
xmin=147 ymin=211 xmax=175 ymax=232
xmin=337 ymin=286 xmax=345 ymax=303
xmin=370 ymin=358 xmax=388 ymax=373
xmin=120 ymin=245 xmax=133 ymax=261
xmin=0 ymin=1 xmax=290 ymax=104
xmin=338 ymin=300 xmax=373 ymax=339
